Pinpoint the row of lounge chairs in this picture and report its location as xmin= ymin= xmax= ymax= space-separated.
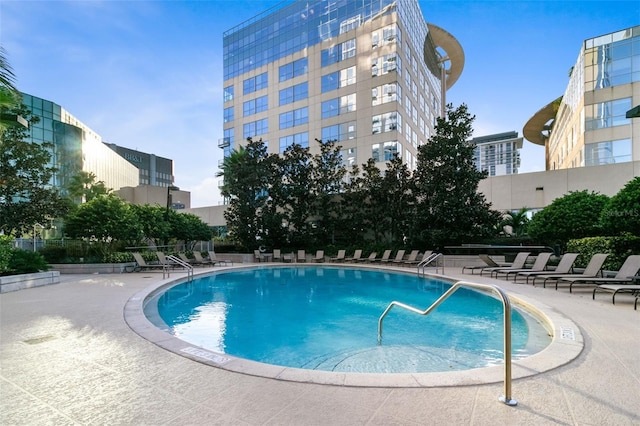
xmin=254 ymin=249 xmax=434 ymax=265
xmin=463 ymin=252 xmax=640 ymax=309
xmin=132 ymin=251 xmax=231 ymax=271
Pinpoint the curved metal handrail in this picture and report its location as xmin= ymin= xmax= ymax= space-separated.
xmin=377 ymin=280 xmax=517 ymax=406
xmin=417 ymin=252 xmax=443 ymax=275
xmin=166 ymin=255 xmax=194 ymax=281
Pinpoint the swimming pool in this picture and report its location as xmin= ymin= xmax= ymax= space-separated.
xmin=143 ymin=266 xmax=551 ymax=374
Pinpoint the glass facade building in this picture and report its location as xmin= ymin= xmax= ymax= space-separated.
xmin=472 ymin=131 xmax=523 ymax=176
xmin=524 ymin=26 xmax=640 ymax=170
xmin=221 ymin=0 xmax=462 ymax=174
xmin=104 ymin=143 xmax=174 ymax=188
xmin=20 ymin=93 xmax=139 ymax=196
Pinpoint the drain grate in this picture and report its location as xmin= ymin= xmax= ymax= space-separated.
xmin=23 ymin=335 xmax=57 ymax=345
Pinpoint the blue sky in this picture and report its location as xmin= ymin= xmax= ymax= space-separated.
xmin=2 ymin=1 xmax=639 ymax=207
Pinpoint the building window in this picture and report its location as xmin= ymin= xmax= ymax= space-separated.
xmin=279 ymin=82 xmax=308 ymax=106
xmin=279 ymin=107 xmax=308 ymax=129
xmin=243 ymin=95 xmax=268 ymax=116
xmin=321 ymin=94 xmax=356 ymax=119
xmin=372 ymin=83 xmax=400 ymax=106
xmin=372 ymin=111 xmax=398 ymax=134
xmin=279 ymin=58 xmax=308 ymax=82
xmin=321 ymin=66 xmax=356 ymax=92
xmin=223 ymin=106 xmax=234 ymax=123
xmin=372 ymin=53 xmax=400 ymax=77
xmin=243 ymin=72 xmax=268 ymax=94
xmin=585 ymin=138 xmax=632 ymax=166
xmin=243 ymin=118 xmax=268 ymax=138
xmin=585 ymin=97 xmax=631 ymax=130
xmin=372 ymin=24 xmax=401 ymax=49
xmin=340 ymin=147 xmax=357 ymax=167
xmin=321 ymin=39 xmax=356 ymax=67
xmin=223 ymin=85 xmax=234 ymax=102
xmin=279 ymin=132 xmax=309 ymax=152
xmin=322 ymin=121 xmax=356 ymax=142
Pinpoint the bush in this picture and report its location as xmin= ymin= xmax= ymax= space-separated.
xmin=600 ymin=177 xmax=640 ymax=236
xmin=38 ymin=246 xmax=69 ymax=263
xmin=0 ymin=235 xmax=13 ymax=274
xmin=7 ymin=250 xmax=50 ymax=274
xmin=566 ymin=234 xmax=640 ymax=270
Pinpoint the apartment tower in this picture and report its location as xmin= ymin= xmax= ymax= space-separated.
xmin=220 ymin=0 xmax=463 ymax=173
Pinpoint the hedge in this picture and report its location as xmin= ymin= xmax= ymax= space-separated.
xmin=566 ymin=234 xmax=640 ymax=271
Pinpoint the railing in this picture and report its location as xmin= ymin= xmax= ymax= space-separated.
xmin=166 ymin=255 xmax=194 ymax=281
xmin=377 ymin=280 xmax=518 ymax=406
xmin=417 ymin=252 xmax=443 ymax=275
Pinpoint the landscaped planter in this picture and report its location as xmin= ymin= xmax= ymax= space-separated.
xmin=50 ymin=263 xmax=137 ymax=274
xmin=0 ymin=271 xmax=60 ymax=293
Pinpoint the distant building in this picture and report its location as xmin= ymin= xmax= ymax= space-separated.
xmin=220 ymin=0 xmax=464 ymax=175
xmin=524 ymin=26 xmax=640 ymax=170
xmin=471 ymin=131 xmax=523 ymax=176
xmin=104 ymin=143 xmax=174 ymax=188
xmin=20 ymin=93 xmax=138 ymax=195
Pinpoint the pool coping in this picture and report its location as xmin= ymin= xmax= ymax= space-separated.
xmin=123 ymin=264 xmax=584 ymax=388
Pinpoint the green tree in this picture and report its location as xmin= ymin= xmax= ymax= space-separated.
xmin=277 ymin=143 xmax=314 ymax=247
xmin=412 ymin=103 xmax=500 ymax=248
xmin=528 ymin=190 xmax=609 ymax=248
xmin=0 ymin=46 xmax=21 ymax=133
xmin=216 ymin=138 xmax=272 ymax=250
xmin=358 ymin=158 xmax=387 ymax=244
xmin=170 ymin=211 xmax=213 ymax=249
xmin=0 ymin=103 xmax=69 ymax=236
xmin=501 ymin=207 xmax=531 ymax=237
xmin=339 ymin=164 xmax=369 ymax=246
xmin=130 ymin=204 xmax=171 ymax=247
xmin=310 ymin=139 xmax=347 ymax=245
xmin=67 ymin=171 xmax=111 ymax=204
xmin=380 ymin=154 xmax=415 ymax=245
xmin=63 ymin=194 xmax=143 ymax=256
xmin=600 ymin=177 xmax=640 ymax=236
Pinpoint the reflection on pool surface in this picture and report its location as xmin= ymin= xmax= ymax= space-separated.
xmin=145 ymin=266 xmax=551 ymax=373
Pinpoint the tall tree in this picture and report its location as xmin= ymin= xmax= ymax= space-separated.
xmin=216 ymin=138 xmax=272 ymax=250
xmin=380 ymin=154 xmax=415 ymax=245
xmin=412 ymin=103 xmax=501 ymax=248
xmin=0 ymin=103 xmax=69 ymax=236
xmin=0 ymin=46 xmax=21 ymax=132
xmin=278 ymin=143 xmax=314 ymax=247
xmin=67 ymin=171 xmax=111 ymax=204
xmin=310 ymin=139 xmax=346 ymax=245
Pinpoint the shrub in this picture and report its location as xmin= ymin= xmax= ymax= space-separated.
xmin=0 ymin=235 xmax=13 ymax=274
xmin=566 ymin=234 xmax=640 ymax=270
xmin=7 ymin=250 xmax=50 ymax=274
xmin=600 ymin=177 xmax=640 ymax=236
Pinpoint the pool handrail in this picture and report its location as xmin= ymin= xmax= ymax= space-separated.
xmin=377 ymin=280 xmax=517 ymax=407
xmin=417 ymin=252 xmax=443 ymax=275
xmin=165 ymin=254 xmax=194 ymax=281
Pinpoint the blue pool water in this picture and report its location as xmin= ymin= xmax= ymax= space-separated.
xmin=145 ymin=266 xmax=551 ymax=373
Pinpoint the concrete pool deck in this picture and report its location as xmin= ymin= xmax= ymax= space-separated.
xmin=1 ymin=265 xmax=639 ymax=425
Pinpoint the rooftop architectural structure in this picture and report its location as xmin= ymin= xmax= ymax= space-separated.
xmin=471 ymin=131 xmax=523 ymax=176
xmin=523 ymin=26 xmax=640 ymax=170
xmin=104 ymin=143 xmax=175 ymax=188
xmin=220 ymin=0 xmax=463 ymax=174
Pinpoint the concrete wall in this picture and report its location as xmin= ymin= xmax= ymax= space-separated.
xmin=479 ymin=160 xmax=640 ymax=211
xmin=0 ymin=271 xmax=60 ymax=293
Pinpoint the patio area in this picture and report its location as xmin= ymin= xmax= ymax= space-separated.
xmin=1 ymin=265 xmax=639 ymax=425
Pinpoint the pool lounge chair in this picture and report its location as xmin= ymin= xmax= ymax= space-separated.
xmin=398 ymin=250 xmax=419 ymax=265
xmin=371 ymin=250 xmax=392 ymax=263
xmin=330 ymin=250 xmax=346 ymax=262
xmin=592 ymin=283 xmax=640 ymax=306
xmin=515 ymin=253 xmax=579 ymax=284
xmin=559 ymin=255 xmax=640 ymax=293
xmin=494 ymin=252 xmax=553 ymax=281
xmin=132 ymin=252 xmax=167 ymax=272
xmin=480 ymin=252 xmax=530 ymax=276
xmin=405 ymin=250 xmax=433 ymax=266
xmin=178 ymin=253 xmax=200 ymax=267
xmin=297 ymin=250 xmax=307 ymax=263
xmin=385 ymin=249 xmax=405 ymax=264
xmin=272 ymin=249 xmax=282 ymax=262
xmin=358 ymin=252 xmax=378 ymax=263
xmin=345 ymin=249 xmax=362 ymax=262
xmin=312 ymin=250 xmax=325 ymax=263
xmin=204 ymin=252 xmax=232 ymax=266
xmin=254 ymin=250 xmax=267 ymax=262
xmin=462 ymin=254 xmax=511 ymax=275
xmin=532 ymin=253 xmax=609 ymax=288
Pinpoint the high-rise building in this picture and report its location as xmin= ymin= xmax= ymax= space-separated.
xmin=524 ymin=26 xmax=640 ymax=170
xmin=20 ymin=93 xmax=139 ymax=195
xmin=220 ymin=0 xmax=463 ymax=173
xmin=104 ymin=143 xmax=174 ymax=188
xmin=471 ymin=131 xmax=523 ymax=176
